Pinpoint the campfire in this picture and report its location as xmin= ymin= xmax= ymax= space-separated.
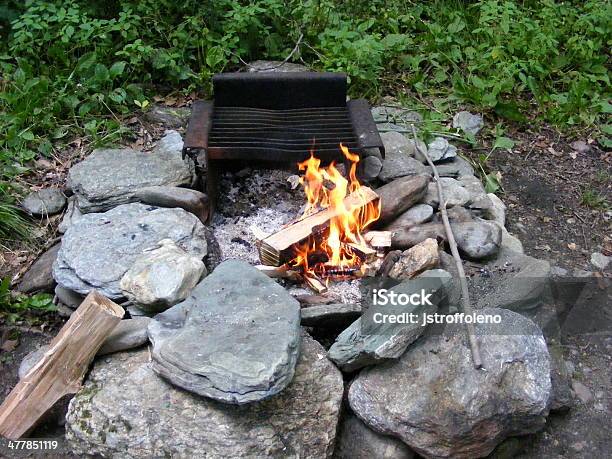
xmin=258 ymin=144 xmax=387 ymax=292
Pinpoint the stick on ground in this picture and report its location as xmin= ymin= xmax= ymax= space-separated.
xmin=410 ymin=124 xmax=483 ymax=369
xmin=0 ymin=291 xmax=124 ymax=439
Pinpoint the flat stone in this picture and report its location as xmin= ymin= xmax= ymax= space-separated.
xmin=58 ymin=197 xmax=83 ymax=233
xmin=384 ymin=204 xmax=433 ymax=231
xmin=327 ymin=271 xmax=451 ymax=372
xmin=349 ymin=308 xmax=551 ymax=458
xmin=144 ymin=105 xmax=191 ymax=128
xmin=371 ymin=106 xmax=423 ymax=126
xmin=17 ymin=244 xmax=60 ymax=294
xmin=120 ymin=239 xmax=206 ymax=313
xmin=246 ymin=60 xmax=309 ymax=72
xmin=300 ymin=303 xmax=361 ymax=328
xmin=53 ymin=203 xmax=208 ymax=299
xmin=335 ymin=412 xmax=415 ymax=459
xmin=54 ymin=285 xmax=84 ymax=309
xmin=98 ymin=317 xmax=151 ymax=356
xmin=431 ymin=156 xmax=475 ymax=178
xmin=378 ymin=132 xmax=430 ymax=183
xmin=66 ymin=333 xmax=343 ymax=458
xmin=452 ymin=111 xmax=484 ymax=135
xmin=423 ymin=177 xmax=470 ymax=208
xmin=133 ymin=186 xmax=209 ymax=224
xmin=21 ymin=188 xmax=66 ymax=216
xmin=68 ymin=131 xmax=195 ymax=213
xmin=148 ymin=260 xmax=301 ymax=404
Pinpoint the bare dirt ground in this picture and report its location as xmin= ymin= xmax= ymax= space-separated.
xmin=0 ymin=112 xmax=610 ymax=457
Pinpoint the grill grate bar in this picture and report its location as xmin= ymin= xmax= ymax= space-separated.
xmin=213 ymin=106 xmax=349 ymax=115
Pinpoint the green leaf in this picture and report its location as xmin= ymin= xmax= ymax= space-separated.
xmin=206 ymin=46 xmax=224 ymax=68
xmin=19 ymin=130 xmax=35 ymax=141
xmin=494 ymin=101 xmax=527 ymax=122
xmin=109 ymin=61 xmax=126 ymax=79
xmin=484 ymin=173 xmax=501 ymax=194
xmin=493 ymin=136 xmax=515 ymax=150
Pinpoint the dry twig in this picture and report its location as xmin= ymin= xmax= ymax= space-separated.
xmin=410 ymin=124 xmax=483 ymax=369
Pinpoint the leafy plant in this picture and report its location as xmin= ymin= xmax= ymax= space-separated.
xmin=0 ymin=277 xmax=56 ymax=324
xmin=580 ymin=189 xmax=609 ymax=210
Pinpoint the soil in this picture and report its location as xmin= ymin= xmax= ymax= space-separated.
xmin=0 ymin=110 xmax=610 ymax=458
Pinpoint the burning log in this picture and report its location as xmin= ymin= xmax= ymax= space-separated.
xmin=387 ymin=238 xmax=440 ymax=279
xmin=363 ymin=230 xmax=392 ymax=248
xmin=259 ymin=186 xmax=379 ymax=266
xmin=375 ymin=175 xmax=429 ymax=225
xmin=255 ymin=264 xmax=301 ymax=281
xmin=303 ymin=274 xmax=328 ymax=294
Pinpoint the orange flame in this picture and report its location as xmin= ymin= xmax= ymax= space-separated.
xmin=290 ymin=144 xmax=380 ymax=276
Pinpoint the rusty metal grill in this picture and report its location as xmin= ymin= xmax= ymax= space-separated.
xmin=183 ymin=72 xmax=384 ymax=218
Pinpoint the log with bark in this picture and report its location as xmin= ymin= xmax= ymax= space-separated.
xmin=387 ymin=238 xmax=440 ymax=279
xmin=374 ymin=175 xmax=429 ymax=225
xmin=0 ymin=291 xmax=124 ymax=439
xmin=259 ymin=186 xmax=379 ymax=266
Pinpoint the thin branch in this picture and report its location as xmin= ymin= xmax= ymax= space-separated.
xmin=236 ymin=33 xmax=305 ymax=72
xmin=410 ymin=124 xmax=483 ymax=369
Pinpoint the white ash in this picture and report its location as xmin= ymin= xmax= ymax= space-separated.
xmin=210 ymin=168 xmax=363 ymax=304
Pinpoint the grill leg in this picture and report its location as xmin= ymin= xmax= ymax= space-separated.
xmin=205 ymin=158 xmax=219 ymax=222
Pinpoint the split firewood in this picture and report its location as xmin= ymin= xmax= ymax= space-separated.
xmin=410 ymin=124 xmax=482 ymax=369
xmin=387 ymin=238 xmax=439 ymax=280
xmin=363 ymin=230 xmax=392 ymax=248
xmin=0 ymin=291 xmax=124 ymax=439
xmin=259 ymin=186 xmax=379 ymax=266
xmin=303 ymin=274 xmax=327 ymax=294
xmin=294 ymin=294 xmax=340 ymax=307
xmin=345 ymin=242 xmax=377 ymax=263
xmin=375 ymin=175 xmax=429 ymax=225
xmin=255 ymin=264 xmax=301 ymax=281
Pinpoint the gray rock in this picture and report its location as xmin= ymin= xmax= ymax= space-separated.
xmin=327 ymin=272 xmax=451 ymax=372
xmin=372 ymin=106 xmax=423 ymax=127
xmin=120 ymin=239 xmax=206 ymax=313
xmin=548 ymin=343 xmax=573 ymax=412
xmin=349 ymin=308 xmax=551 ymax=459
xmin=572 ymin=380 xmax=593 ymax=404
xmin=378 ymin=132 xmax=430 ymax=182
xmin=58 ymin=197 xmax=83 ymax=233
xmin=66 ymin=334 xmax=343 ymax=458
xmin=133 ymin=185 xmax=209 ymax=224
xmin=246 ymin=60 xmax=309 ymax=72
xmin=335 ymin=412 xmax=415 ymax=459
xmin=300 ymin=303 xmax=361 ymax=328
xmin=485 ymin=192 xmax=506 ymax=226
xmin=590 ymin=252 xmax=610 ymax=271
xmin=148 ymin=260 xmax=301 ymax=404
xmin=21 ymin=188 xmax=66 ymax=216
xmin=420 ymin=137 xmax=457 ymax=163
xmin=475 ymin=252 xmax=552 ymax=312
xmin=570 ymin=140 xmax=591 ymax=153
xmin=98 ymin=317 xmax=151 ymax=356
xmin=457 ymin=175 xmax=487 ymax=204
xmin=498 ymin=225 xmax=524 ymax=255
xmin=17 ymin=244 xmax=60 ymax=294
xmin=423 ymin=177 xmax=470 ymax=208
xmin=68 ymin=131 xmax=195 ymax=213
xmin=452 ymin=111 xmax=484 ymax=135
xmin=453 ymin=219 xmax=502 ymax=259
xmin=432 ymin=156 xmax=475 ymax=178
xmin=144 ymin=105 xmax=191 ymax=128
xmin=19 ymin=318 xmax=152 ymax=378
xmin=54 ymin=285 xmax=84 ymax=309
xmin=384 ymin=204 xmax=434 ymax=231
xmin=53 ymin=203 xmax=208 ymax=299
xmin=361 ymin=155 xmax=383 ymax=180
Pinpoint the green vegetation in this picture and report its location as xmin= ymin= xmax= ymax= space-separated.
xmin=0 ymin=277 xmax=56 ymax=324
xmin=0 ymin=0 xmax=610 ymax=237
xmin=580 ymin=189 xmax=609 ymax=210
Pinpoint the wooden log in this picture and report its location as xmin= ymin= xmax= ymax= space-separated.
xmin=0 ymin=291 xmax=124 ymax=439
xmin=387 ymin=238 xmax=439 ymax=279
xmin=255 ymin=264 xmax=301 ymax=281
xmin=259 ymin=187 xmax=379 ymax=266
xmin=375 ymin=175 xmax=429 ymax=225
xmin=391 ymin=222 xmax=445 ymax=249
xmin=294 ymin=294 xmax=340 ymax=307
xmin=363 ymin=230 xmax=392 ymax=248
xmin=303 ymin=274 xmax=327 ymax=294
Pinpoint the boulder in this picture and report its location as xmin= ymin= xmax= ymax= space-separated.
xmin=417 ymin=137 xmax=457 ymax=163
xmin=120 ymin=239 xmax=206 ymax=313
xmin=349 ymin=308 xmax=551 ymax=459
xmin=133 ymin=186 xmax=209 ymax=224
xmin=68 ymin=131 xmax=194 ymax=213
xmin=17 ymin=243 xmax=60 ymax=294
xmin=148 ymin=260 xmax=301 ymax=404
xmin=384 ymin=204 xmax=433 ymax=231
xmin=452 ymin=111 xmax=484 ymax=135
xmin=458 ymin=175 xmax=487 ymax=203
xmin=21 ymin=188 xmax=66 ymax=216
xmin=300 ymin=303 xmax=361 ymax=328
xmin=379 ymin=155 xmax=429 ymax=183
xmin=376 ymin=176 xmax=429 ymax=225
xmin=422 ymin=177 xmax=470 ymax=208
xmin=361 ymin=155 xmax=383 ymax=180
xmin=66 ymin=334 xmax=343 ymax=458
xmin=53 ymin=203 xmax=208 ymax=299
xmin=98 ymin=317 xmax=152 ymax=356
xmin=335 ymin=412 xmax=415 ymax=459
xmin=327 ymin=272 xmax=451 ymax=372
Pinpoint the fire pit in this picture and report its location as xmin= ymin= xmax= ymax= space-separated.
xmin=182 ymin=72 xmax=384 ymax=216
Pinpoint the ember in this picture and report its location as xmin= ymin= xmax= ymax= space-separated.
xmin=289 ymin=144 xmax=381 ymax=278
